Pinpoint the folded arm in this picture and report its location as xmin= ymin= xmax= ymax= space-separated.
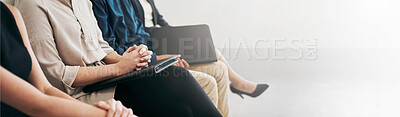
xmin=0 ymin=67 xmax=107 ymax=117
xmin=4 ymin=5 xmax=105 ymax=114
xmin=8 ymin=2 xmax=135 ymax=117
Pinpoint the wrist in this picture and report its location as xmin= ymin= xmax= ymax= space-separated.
xmin=116 ymin=53 xmax=122 ymax=62
xmin=111 ymin=64 xmax=124 ymax=76
xmin=104 ymin=52 xmax=122 ymax=64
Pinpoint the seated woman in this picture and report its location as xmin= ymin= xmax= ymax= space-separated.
xmin=132 ymin=0 xmax=269 ymax=98
xmin=13 ymin=0 xmax=221 ymax=116
xmin=0 ymin=2 xmax=134 ymax=117
xmin=90 ymin=0 xmax=229 ymax=116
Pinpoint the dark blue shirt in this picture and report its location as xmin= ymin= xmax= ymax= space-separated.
xmin=91 ymin=0 xmax=156 ymax=61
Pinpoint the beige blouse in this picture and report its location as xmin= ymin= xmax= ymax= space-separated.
xmin=15 ymin=0 xmax=116 ymax=104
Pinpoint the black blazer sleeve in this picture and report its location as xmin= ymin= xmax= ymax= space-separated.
xmin=148 ymin=0 xmax=169 ymax=26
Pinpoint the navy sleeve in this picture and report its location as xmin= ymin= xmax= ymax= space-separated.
xmin=91 ymin=0 xmax=124 ymax=54
xmin=150 ymin=52 xmax=157 ymax=64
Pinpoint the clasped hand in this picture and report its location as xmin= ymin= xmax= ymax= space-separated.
xmin=93 ymin=99 xmax=136 ymax=117
xmin=115 ymin=44 xmax=153 ymax=75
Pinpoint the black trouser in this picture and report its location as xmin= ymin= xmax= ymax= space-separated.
xmin=115 ymin=66 xmax=222 ymax=117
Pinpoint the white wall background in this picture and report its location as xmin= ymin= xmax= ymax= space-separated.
xmin=156 ymin=0 xmax=400 ymax=49
xmin=155 ymin=0 xmax=400 ymax=117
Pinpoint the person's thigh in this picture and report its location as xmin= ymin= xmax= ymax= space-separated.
xmin=189 ymin=61 xmax=228 ymax=82
xmin=115 ymin=67 xmax=190 ymax=116
xmin=115 ymin=66 xmax=221 ymax=117
xmin=189 ymin=70 xmax=218 ymax=106
xmin=189 ymin=61 xmax=230 ymax=117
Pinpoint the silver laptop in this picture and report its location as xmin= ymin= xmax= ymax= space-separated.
xmin=150 ymin=24 xmax=218 ymax=64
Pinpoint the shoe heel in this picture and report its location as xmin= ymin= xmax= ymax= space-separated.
xmin=238 ymin=93 xmax=244 ymax=99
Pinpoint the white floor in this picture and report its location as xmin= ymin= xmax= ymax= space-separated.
xmin=224 ymin=48 xmax=400 ymax=117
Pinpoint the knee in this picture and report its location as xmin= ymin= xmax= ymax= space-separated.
xmin=213 ymin=61 xmax=228 ymax=73
xmin=212 ymin=61 xmax=229 ymax=82
xmin=207 ymin=77 xmax=218 ymax=89
xmin=195 ymin=73 xmax=218 ymax=89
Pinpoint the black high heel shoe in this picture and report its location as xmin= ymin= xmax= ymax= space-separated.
xmin=230 ymin=84 xmax=269 ymax=99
